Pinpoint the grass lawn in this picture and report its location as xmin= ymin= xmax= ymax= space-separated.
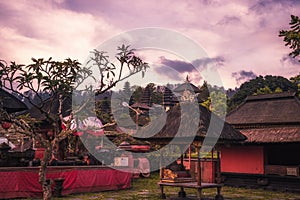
xmin=57 ymin=172 xmax=300 ymax=200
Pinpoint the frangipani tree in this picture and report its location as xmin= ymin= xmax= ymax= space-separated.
xmin=0 ymin=45 xmax=148 ymax=200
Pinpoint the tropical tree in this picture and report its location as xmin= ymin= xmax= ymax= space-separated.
xmin=199 ymin=82 xmax=227 ymax=117
xmin=279 ymin=14 xmax=300 ymax=97
xmin=123 ymin=81 xmax=132 ymax=97
xmin=253 ymin=86 xmax=272 ymax=95
xmin=279 ymin=15 xmax=300 ymax=61
xmin=0 ymin=44 xmax=148 ymax=199
xmin=227 ymin=75 xmax=297 ymax=112
xmin=147 ymin=83 xmax=163 ymax=105
xmin=0 ymin=58 xmax=90 ymax=199
xmin=119 ymin=81 xmax=133 ymax=105
xmin=274 ymin=87 xmax=283 ymax=93
xmin=290 ymin=74 xmax=300 ymax=97
xmin=131 ymin=85 xmax=143 ymax=103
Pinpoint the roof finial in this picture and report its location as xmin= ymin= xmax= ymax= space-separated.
xmin=185 ymin=75 xmax=190 ymax=83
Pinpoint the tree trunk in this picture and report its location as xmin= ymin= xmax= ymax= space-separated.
xmin=39 ymin=146 xmax=52 ymax=200
xmin=42 ymin=179 xmax=52 ymax=200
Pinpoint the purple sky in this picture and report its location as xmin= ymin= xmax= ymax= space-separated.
xmin=1 ymin=0 xmax=300 ymax=89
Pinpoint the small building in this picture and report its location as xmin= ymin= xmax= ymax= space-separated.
xmin=0 ymin=88 xmax=27 ymax=114
xmin=221 ymin=92 xmax=300 ymax=191
xmin=138 ymin=79 xmax=246 ymax=200
xmin=0 ymin=88 xmax=28 ymax=140
xmin=0 ymin=89 xmax=32 ymax=167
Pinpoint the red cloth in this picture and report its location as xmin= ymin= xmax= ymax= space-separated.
xmin=0 ymin=167 xmax=131 ymax=199
xmin=73 ymin=131 xmax=84 ymax=136
xmin=86 ymin=130 xmax=104 ymax=136
xmin=34 ymin=148 xmax=45 ymax=159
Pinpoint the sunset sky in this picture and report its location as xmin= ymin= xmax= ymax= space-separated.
xmin=1 ymin=0 xmax=300 ymax=89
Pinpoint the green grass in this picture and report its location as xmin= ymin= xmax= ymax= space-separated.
xmin=57 ymin=172 xmax=300 ymax=200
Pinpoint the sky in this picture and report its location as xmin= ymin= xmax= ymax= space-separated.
xmin=1 ymin=0 xmax=300 ymax=89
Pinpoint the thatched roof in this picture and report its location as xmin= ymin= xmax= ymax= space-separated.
xmin=226 ymin=92 xmax=300 ymax=125
xmin=226 ymin=92 xmax=300 ymax=143
xmin=0 ymin=89 xmax=27 ymax=113
xmin=27 ymin=96 xmax=72 ymax=121
xmin=135 ymin=103 xmax=246 ymax=143
xmin=240 ymin=126 xmax=300 ymax=143
xmin=131 ymin=102 xmax=151 ymax=110
xmin=173 ymin=82 xmax=201 ymax=94
xmin=173 ymin=76 xmax=201 ymax=94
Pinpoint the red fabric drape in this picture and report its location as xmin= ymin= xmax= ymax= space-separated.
xmin=0 ymin=167 xmax=131 ymax=199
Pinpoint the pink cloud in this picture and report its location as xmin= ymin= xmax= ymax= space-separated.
xmin=1 ymin=0 xmax=300 ymax=89
xmin=0 ymin=1 xmax=119 ymax=63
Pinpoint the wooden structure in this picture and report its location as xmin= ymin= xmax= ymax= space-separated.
xmin=138 ymin=79 xmax=246 ymax=199
xmin=130 ymin=102 xmax=151 ymax=126
xmin=141 ymin=84 xmax=152 ymax=106
xmin=131 ymin=102 xmax=151 ymax=110
xmin=25 ymin=96 xmax=74 ymax=159
xmin=0 ymin=89 xmax=27 ymax=114
xmin=162 ymin=76 xmax=200 ymax=111
xmin=162 ymin=86 xmax=177 ymax=111
xmin=173 ymin=76 xmax=201 ymax=94
xmin=27 ymin=95 xmax=72 ymax=121
xmin=0 ymin=89 xmax=32 ymax=166
xmin=158 ymin=147 xmax=224 ymax=200
xmin=222 ymin=92 xmax=300 ymax=191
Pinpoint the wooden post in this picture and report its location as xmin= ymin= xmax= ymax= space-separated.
xmin=21 ymin=138 xmax=24 ymax=152
xmin=160 ymin=150 xmax=163 ymax=180
xmin=211 ymin=148 xmax=214 ymax=183
xmin=160 ymin=185 xmax=166 ymax=199
xmin=196 ymin=141 xmax=203 ymax=199
xmin=197 ymin=146 xmax=202 ymax=186
xmin=180 ymin=153 xmax=184 ymax=169
xmin=216 ymin=149 xmax=221 ymax=184
xmin=215 ymin=146 xmax=224 ymax=200
xmin=75 ymin=136 xmax=79 ymax=156
xmin=188 ymin=145 xmax=191 ymax=170
xmin=159 ymin=150 xmax=166 ymax=199
xmin=197 ymin=188 xmax=202 ymax=200
xmin=135 ymin=110 xmax=139 ymax=131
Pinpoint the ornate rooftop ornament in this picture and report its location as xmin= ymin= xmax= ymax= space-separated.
xmin=180 ymin=89 xmax=196 ymax=103
xmin=185 ymin=75 xmax=190 ymax=83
